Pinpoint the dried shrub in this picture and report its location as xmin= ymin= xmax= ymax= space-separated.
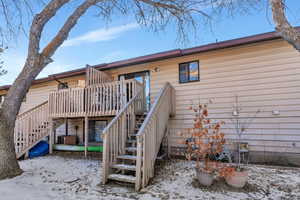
xmin=181 ymin=102 xmax=238 ymax=179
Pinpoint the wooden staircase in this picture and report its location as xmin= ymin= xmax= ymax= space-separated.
xmin=14 ymin=101 xmax=51 ymax=159
xmin=107 ymin=114 xmax=147 ymax=184
xmin=102 ymin=82 xmax=176 ymax=191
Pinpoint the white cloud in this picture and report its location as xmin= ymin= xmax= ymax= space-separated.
xmin=62 ymin=23 xmax=139 ymax=47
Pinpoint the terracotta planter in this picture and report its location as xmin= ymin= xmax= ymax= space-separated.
xmin=195 ymin=168 xmax=214 ymax=186
xmin=225 ymin=170 xmax=248 ymax=188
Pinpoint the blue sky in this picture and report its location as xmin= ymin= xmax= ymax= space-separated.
xmin=1 ymin=0 xmax=300 ymax=85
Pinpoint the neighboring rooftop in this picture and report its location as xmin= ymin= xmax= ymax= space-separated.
xmin=0 ymin=29 xmax=283 ymax=91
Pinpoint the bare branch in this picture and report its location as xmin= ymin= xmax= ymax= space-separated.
xmin=0 ymin=47 xmax=6 ymax=77
xmin=42 ymin=0 xmax=103 ymax=59
xmin=27 ymin=0 xmax=70 ymax=59
xmin=270 ymin=0 xmax=300 ymax=52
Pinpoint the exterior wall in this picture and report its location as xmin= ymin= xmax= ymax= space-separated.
xmin=18 ymin=75 xmax=85 ymax=114
xmin=107 ymin=39 xmax=300 ymax=165
xmin=1 ymin=38 xmax=299 ymax=164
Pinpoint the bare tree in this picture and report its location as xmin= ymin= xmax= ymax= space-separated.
xmin=270 ymin=0 xmax=300 ymax=51
xmin=206 ymin=0 xmax=300 ymax=52
xmin=230 ymin=95 xmax=261 ymax=169
xmin=0 ymin=48 xmax=7 ymax=77
xmin=0 ymin=0 xmax=299 ymax=181
xmin=0 ymin=0 xmax=207 ymax=180
xmin=0 ymin=67 xmax=6 ymax=77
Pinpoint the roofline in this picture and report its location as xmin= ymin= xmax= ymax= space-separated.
xmin=0 ymin=29 xmax=288 ymax=91
xmin=93 ymin=29 xmax=284 ymax=70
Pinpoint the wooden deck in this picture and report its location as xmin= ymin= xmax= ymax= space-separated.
xmin=49 ymin=79 xmax=144 ymax=118
xmin=12 ymin=66 xmax=176 ymax=191
xmin=14 ymin=67 xmax=144 ymax=159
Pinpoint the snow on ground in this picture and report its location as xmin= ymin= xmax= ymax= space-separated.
xmin=0 ymin=155 xmax=300 ymax=200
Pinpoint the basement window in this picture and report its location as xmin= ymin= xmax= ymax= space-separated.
xmin=179 ymin=61 xmax=199 ymax=83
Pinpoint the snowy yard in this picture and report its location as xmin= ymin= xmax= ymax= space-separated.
xmin=0 ymin=155 xmax=300 ymax=200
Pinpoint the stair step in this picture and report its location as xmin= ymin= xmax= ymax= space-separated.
xmin=108 ymin=174 xmax=136 ymax=183
xmin=111 ymin=164 xmax=136 ymax=171
xmin=128 ymin=134 xmax=137 ymax=138
xmin=127 ymin=139 xmax=137 ymax=143
xmin=157 ymin=153 xmax=167 ymax=160
xmin=117 ymin=155 xmax=137 ymax=160
xmin=125 ymin=147 xmax=137 ymax=152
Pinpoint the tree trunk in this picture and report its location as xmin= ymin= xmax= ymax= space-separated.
xmin=0 ymin=0 xmax=98 ymax=181
xmin=0 ymin=111 xmax=22 ymax=179
xmin=270 ymin=0 xmax=300 ymax=52
xmin=0 ymin=58 xmax=45 ymax=180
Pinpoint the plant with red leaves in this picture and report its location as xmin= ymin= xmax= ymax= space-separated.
xmin=182 ymin=102 xmax=226 ymax=175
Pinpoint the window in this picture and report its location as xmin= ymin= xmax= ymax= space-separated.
xmin=58 ymin=82 xmax=68 ymax=90
xmin=88 ymin=120 xmax=107 ymax=143
xmin=179 ymin=61 xmax=199 ymax=83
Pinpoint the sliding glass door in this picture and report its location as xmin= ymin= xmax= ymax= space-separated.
xmin=119 ymin=71 xmax=150 ymax=111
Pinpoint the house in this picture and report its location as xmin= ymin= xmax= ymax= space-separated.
xmin=0 ymin=29 xmax=300 ymax=190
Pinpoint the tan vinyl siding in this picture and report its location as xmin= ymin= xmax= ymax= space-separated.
xmin=108 ymin=39 xmax=300 ymax=154
xmin=19 ymin=75 xmax=85 ymax=114
xmin=0 ymin=38 xmax=299 ymax=155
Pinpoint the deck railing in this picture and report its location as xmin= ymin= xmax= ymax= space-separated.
xmin=14 ymin=101 xmax=50 ymax=158
xmin=102 ymin=87 xmax=145 ymax=183
xmin=135 ymin=82 xmax=175 ymax=190
xmin=49 ymin=79 xmax=144 ymax=118
xmin=86 ymin=67 xmax=113 ymax=86
xmin=49 ymin=88 xmax=85 ymax=118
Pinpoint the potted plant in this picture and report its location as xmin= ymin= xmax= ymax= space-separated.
xmin=222 ymin=95 xmax=261 ymax=188
xmin=183 ymin=103 xmax=226 ymax=186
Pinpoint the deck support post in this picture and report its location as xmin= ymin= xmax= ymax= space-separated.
xmin=49 ymin=118 xmax=54 ymax=154
xmin=65 ymin=118 xmax=69 ymax=136
xmin=84 ymin=116 xmax=88 ymax=157
xmin=102 ymin=133 xmax=109 ymax=184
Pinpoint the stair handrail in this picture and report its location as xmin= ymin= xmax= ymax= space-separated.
xmin=102 ymin=80 xmax=144 ymax=184
xmin=17 ymin=101 xmax=48 ymax=119
xmin=102 ymin=89 xmax=142 ymax=134
xmin=14 ymin=101 xmax=50 ymax=158
xmin=135 ymin=82 xmax=175 ymax=190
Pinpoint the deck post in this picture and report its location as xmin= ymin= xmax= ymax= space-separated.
xmin=120 ymin=76 xmax=126 ymax=108
xmin=49 ymin=118 xmax=54 ymax=154
xmin=84 ymin=116 xmax=88 ymax=157
xmin=102 ymin=133 xmax=109 ymax=184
